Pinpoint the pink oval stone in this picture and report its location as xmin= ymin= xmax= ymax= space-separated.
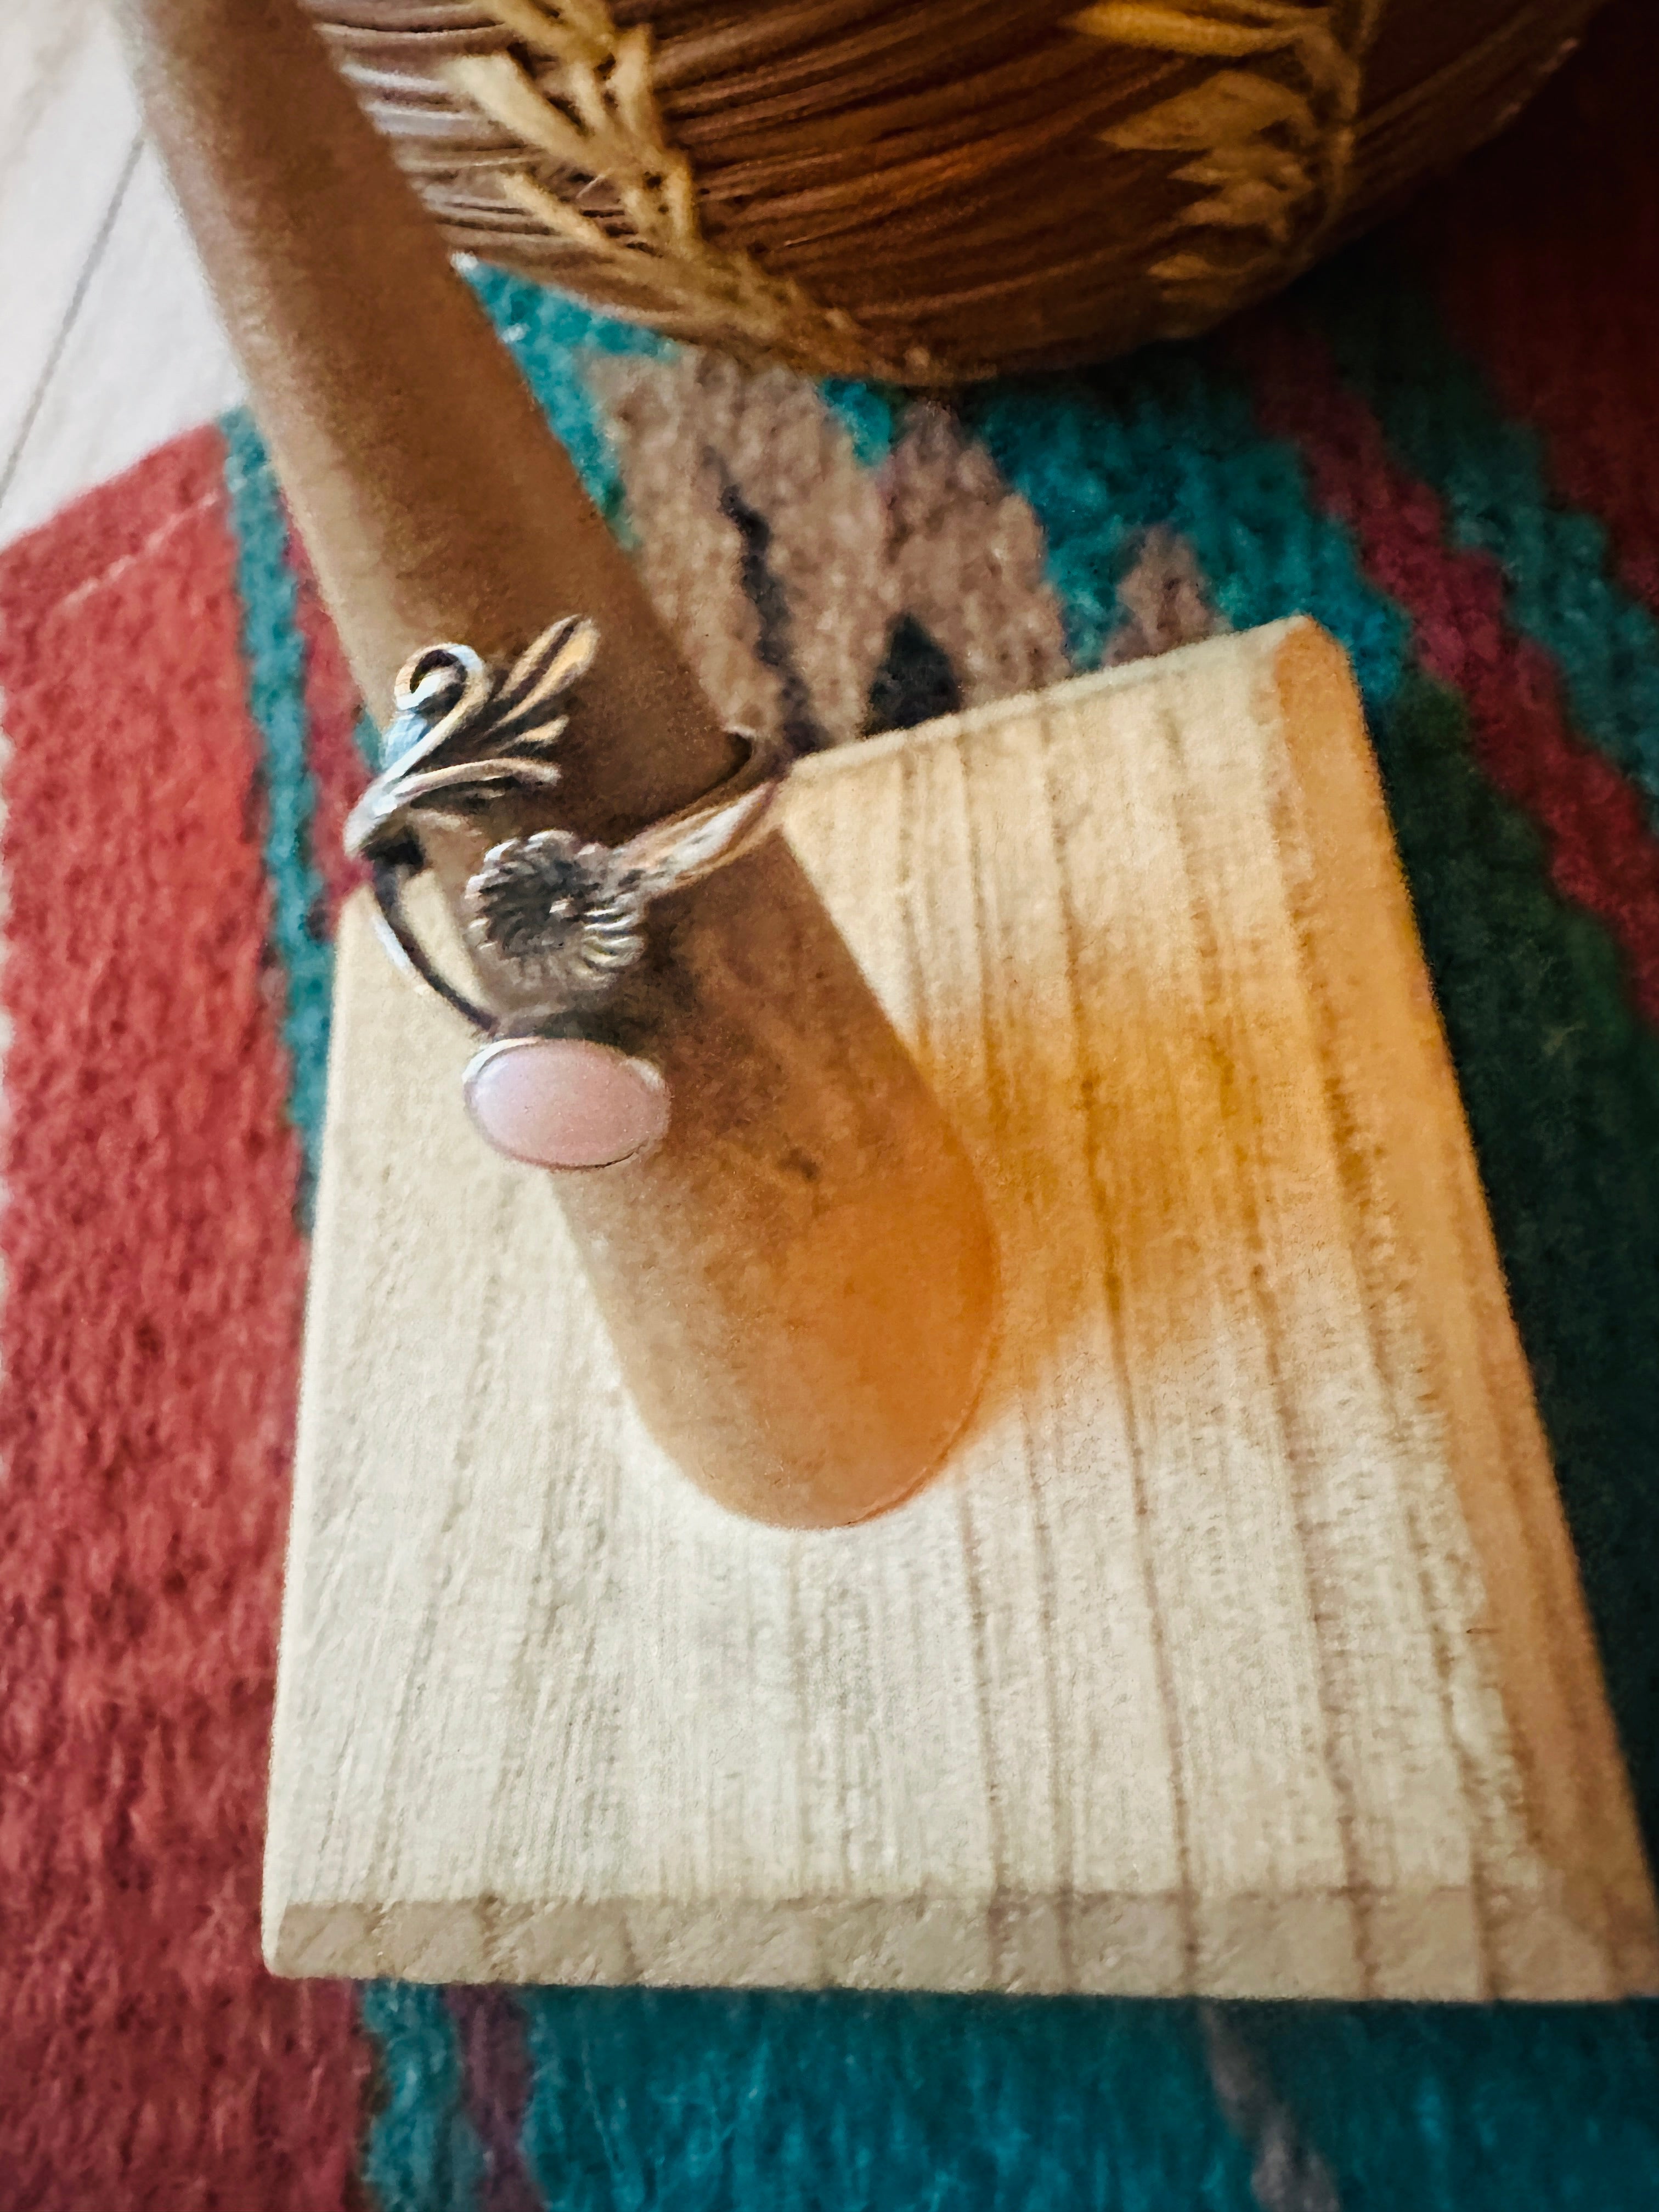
xmin=463 ymin=1038 xmax=669 ymax=1171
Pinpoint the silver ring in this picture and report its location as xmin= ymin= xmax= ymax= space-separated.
xmin=347 ymin=619 xmax=791 ymax=1034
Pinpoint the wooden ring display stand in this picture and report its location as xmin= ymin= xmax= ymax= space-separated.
xmin=112 ymin=0 xmax=1658 ymax=2001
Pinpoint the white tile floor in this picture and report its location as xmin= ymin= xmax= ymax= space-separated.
xmin=0 ymin=0 xmax=242 ymax=548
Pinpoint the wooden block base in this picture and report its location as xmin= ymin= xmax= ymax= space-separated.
xmin=266 ymin=620 xmax=1658 ymax=2000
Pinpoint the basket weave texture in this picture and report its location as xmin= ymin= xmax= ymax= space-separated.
xmin=306 ymin=1 xmax=1609 ymax=382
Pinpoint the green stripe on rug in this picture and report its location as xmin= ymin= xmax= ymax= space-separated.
xmin=1307 ymin=246 xmax=1659 ymax=824
xmin=1374 ymin=668 xmax=1659 ymax=1851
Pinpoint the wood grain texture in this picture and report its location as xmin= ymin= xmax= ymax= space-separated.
xmin=266 ymin=619 xmax=1659 ymax=1999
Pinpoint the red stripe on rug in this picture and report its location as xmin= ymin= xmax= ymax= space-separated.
xmin=448 ymin=1989 xmax=541 ymax=2212
xmin=290 ymin=533 xmax=369 ymax=928
xmin=1409 ymin=0 xmax=1659 ymax=614
xmin=1234 ymin=314 xmax=1659 ymax=1029
xmin=0 ymin=430 xmax=370 ymax=2208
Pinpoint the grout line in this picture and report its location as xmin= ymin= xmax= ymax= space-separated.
xmin=0 ymin=127 xmax=143 ymax=530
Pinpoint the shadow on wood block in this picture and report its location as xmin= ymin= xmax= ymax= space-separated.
xmin=265 ymin=619 xmax=1659 ymax=2001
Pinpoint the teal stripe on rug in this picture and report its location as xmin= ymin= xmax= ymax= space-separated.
xmin=464 ymin=269 xmax=666 ymax=534
xmin=818 ymin=378 xmax=905 ymax=469
xmin=1245 ymin=2001 xmax=1659 ymax=2211
xmin=360 ymin=1984 xmax=486 ymax=2212
xmin=1307 ymin=245 xmax=1659 ymax=826
xmin=467 ymin=271 xmax=907 ymax=518
xmin=221 ymin=407 xmax=334 ymax=1206
xmin=967 ymin=357 xmax=1410 ymax=696
xmin=517 ymin=1989 xmax=1257 ymax=2212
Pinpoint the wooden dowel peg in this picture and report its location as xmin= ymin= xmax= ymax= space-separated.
xmin=110 ymin=0 xmax=998 ymax=1527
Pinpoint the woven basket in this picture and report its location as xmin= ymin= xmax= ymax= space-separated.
xmin=307 ymin=1 xmax=1607 ymax=383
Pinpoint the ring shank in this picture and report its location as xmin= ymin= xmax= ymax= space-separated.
xmin=366 ymin=726 xmax=792 ymax=1037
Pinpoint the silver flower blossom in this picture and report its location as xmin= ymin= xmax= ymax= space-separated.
xmin=346 ymin=615 xmax=790 ymax=1039
xmin=465 ymin=830 xmax=648 ymax=1004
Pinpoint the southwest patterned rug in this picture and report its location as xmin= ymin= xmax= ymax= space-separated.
xmin=4 ymin=4 xmax=1659 ymax=2205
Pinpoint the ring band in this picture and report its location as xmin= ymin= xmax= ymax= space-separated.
xmin=347 ymin=618 xmax=791 ymax=1036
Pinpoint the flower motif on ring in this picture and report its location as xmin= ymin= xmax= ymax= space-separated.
xmin=465 ymin=830 xmax=647 ymax=1003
